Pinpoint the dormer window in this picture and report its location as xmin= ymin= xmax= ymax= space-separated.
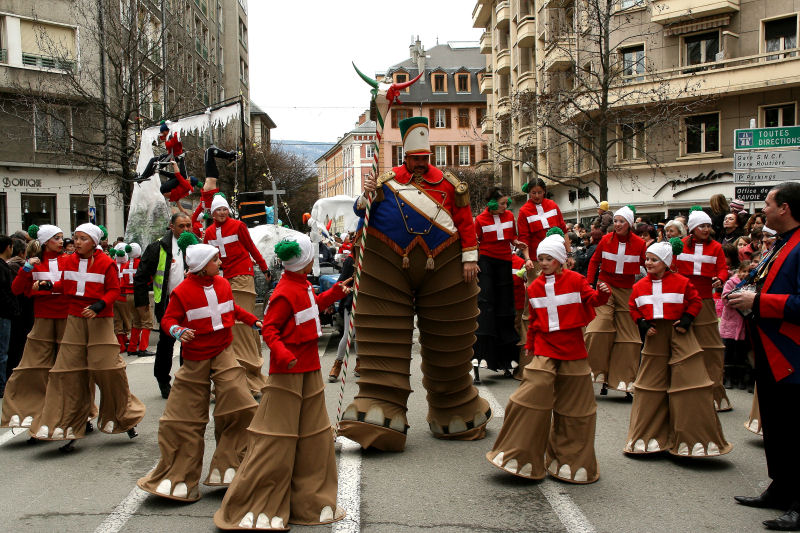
xmin=432 ymin=72 xmax=447 ymax=92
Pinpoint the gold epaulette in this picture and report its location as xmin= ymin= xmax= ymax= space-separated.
xmin=443 ymin=170 xmax=470 ymax=207
xmin=377 ymin=170 xmax=396 ymax=185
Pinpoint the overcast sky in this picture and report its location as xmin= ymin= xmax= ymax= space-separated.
xmin=249 ymin=1 xmax=483 ymax=143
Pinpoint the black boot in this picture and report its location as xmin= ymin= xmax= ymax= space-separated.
xmin=126 ymin=427 xmax=138 ymax=439
xmin=600 ymin=383 xmax=608 ymax=396
xmin=723 ymin=365 xmax=734 ymax=389
xmin=473 ymin=365 xmax=481 ymax=384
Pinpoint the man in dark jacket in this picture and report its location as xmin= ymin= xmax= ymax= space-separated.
xmin=133 ymin=213 xmax=192 ymax=398
xmin=0 ymin=235 xmax=20 ymax=396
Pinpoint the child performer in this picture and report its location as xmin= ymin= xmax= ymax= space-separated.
xmin=30 ymin=223 xmax=144 ymax=447
xmin=674 ymin=206 xmax=731 ymax=411
xmin=134 ymin=121 xmax=187 ymax=183
xmin=112 ymin=243 xmax=133 ymax=353
xmin=486 ymin=228 xmax=609 ymax=484
xmin=204 ymin=193 xmax=271 ymax=396
xmin=159 ymin=160 xmax=199 ymax=203
xmin=2 ymin=225 xmax=70 ymax=429
xmin=123 ymin=242 xmax=155 ymax=357
xmin=625 ymin=239 xmax=731 ymax=458
xmin=138 ymin=233 xmax=260 ymax=502
xmin=585 ymin=205 xmax=647 ymax=396
xmin=214 ymin=234 xmax=350 ymax=530
xmin=720 ymin=261 xmax=751 ymax=390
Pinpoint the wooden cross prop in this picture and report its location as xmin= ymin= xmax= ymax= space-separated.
xmin=266 ymin=181 xmax=286 ymax=225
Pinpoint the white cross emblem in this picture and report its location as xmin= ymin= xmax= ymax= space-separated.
xmin=64 ymin=258 xmax=105 ymax=297
xmin=121 ymin=263 xmax=137 ymax=284
xmin=602 ymin=242 xmax=640 ymax=274
xmin=526 ymin=204 xmax=558 ymax=229
xmin=294 ymin=287 xmax=321 ymax=337
xmin=32 ymin=258 xmax=61 ymax=283
xmin=208 ymin=227 xmax=239 ymax=258
xmin=483 ymin=214 xmax=514 ymax=240
xmin=634 ymin=279 xmax=684 ymax=319
xmin=529 ymin=275 xmax=582 ymax=331
xmin=677 ymin=243 xmax=716 ymax=275
xmin=185 ymin=285 xmax=234 ymax=331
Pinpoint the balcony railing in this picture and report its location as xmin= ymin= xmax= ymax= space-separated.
xmin=21 ymin=53 xmax=75 ymax=72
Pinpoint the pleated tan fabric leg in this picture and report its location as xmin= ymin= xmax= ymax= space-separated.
xmin=206 ymin=346 xmax=259 ymax=485
xmin=586 ymin=297 xmax=615 ymax=385
xmin=745 ymin=386 xmax=762 ymax=435
xmin=487 ymin=357 xmax=597 ymax=483
xmin=229 ymin=275 xmax=268 ymax=395
xmin=138 ymin=358 xmax=212 ymax=502
xmin=127 ymin=294 xmax=154 ymax=329
xmin=339 ymin=237 xmax=490 ymax=450
xmin=214 ymin=371 xmax=344 ymax=530
xmin=626 ymin=320 xmax=731 ymax=457
xmin=546 ymin=358 xmax=598 ymax=483
xmin=695 ymin=299 xmax=731 ymax=411
xmin=608 ymin=287 xmax=641 ymax=391
xmin=113 ymin=300 xmax=132 ymax=336
xmin=416 ymin=245 xmax=489 ymax=440
xmin=32 ymin=316 xmax=144 ymax=440
xmin=2 ymin=318 xmax=65 ymax=428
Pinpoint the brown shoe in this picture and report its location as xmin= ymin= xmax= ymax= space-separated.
xmin=329 ymin=359 xmax=343 ymax=382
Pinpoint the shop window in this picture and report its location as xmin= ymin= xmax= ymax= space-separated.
xmin=70 ymin=194 xmax=107 ymax=229
xmin=21 ymin=194 xmax=56 ymax=229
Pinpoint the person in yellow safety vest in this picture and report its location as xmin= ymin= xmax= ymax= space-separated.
xmin=133 ymin=213 xmax=193 ymax=399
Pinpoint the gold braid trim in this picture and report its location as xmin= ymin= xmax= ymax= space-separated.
xmin=443 ymin=170 xmax=470 ymax=208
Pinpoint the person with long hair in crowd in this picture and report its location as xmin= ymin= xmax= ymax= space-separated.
xmin=709 ymin=194 xmax=730 ymax=239
xmin=675 ymin=207 xmax=732 ymax=411
xmin=472 ymin=185 xmax=524 ymax=382
xmin=586 ymin=205 xmax=647 ymax=397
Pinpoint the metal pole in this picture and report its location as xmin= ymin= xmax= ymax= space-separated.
xmin=240 ymin=95 xmax=248 ymax=191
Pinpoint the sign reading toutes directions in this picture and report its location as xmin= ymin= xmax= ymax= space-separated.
xmin=734 ymin=128 xmax=800 ymax=184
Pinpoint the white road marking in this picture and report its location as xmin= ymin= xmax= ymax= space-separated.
xmin=93 ymin=485 xmax=150 ymax=533
xmin=333 ymin=437 xmax=361 ymax=533
xmin=477 ymin=385 xmax=505 ymax=418
xmin=538 ymin=483 xmax=596 ymax=533
xmin=0 ymin=428 xmax=27 ymax=446
xmin=128 ymin=356 xmax=155 ymax=365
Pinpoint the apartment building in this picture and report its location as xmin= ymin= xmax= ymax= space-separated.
xmin=316 ymin=113 xmax=377 ymax=200
xmin=0 ymin=0 xmax=250 ymax=237
xmin=250 ymin=100 xmax=276 ymax=147
xmin=474 ymin=0 xmax=800 ymax=220
xmin=377 ymin=39 xmax=488 ymax=172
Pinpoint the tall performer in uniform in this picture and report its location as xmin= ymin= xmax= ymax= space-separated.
xmin=134 ymin=213 xmax=193 ymax=399
xmin=138 ymin=233 xmax=259 ymax=503
xmin=586 ymin=205 xmax=647 ymax=397
xmin=472 ymin=186 xmax=522 ymax=382
xmin=730 ymin=183 xmax=800 ymax=532
xmin=30 ymin=223 xmax=145 ymax=447
xmin=487 ymin=229 xmax=609 ymax=483
xmin=204 ymin=194 xmax=270 ymax=396
xmin=2 ymin=225 xmax=69 ymax=430
xmin=674 ymin=207 xmax=731 ymax=411
xmin=625 ymin=239 xmax=731 ymax=458
xmin=337 ymin=116 xmax=491 ymax=451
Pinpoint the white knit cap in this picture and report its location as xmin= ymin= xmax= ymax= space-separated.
xmin=210 ymin=194 xmax=230 ymax=213
xmin=36 ymin=225 xmax=62 ymax=246
xmin=614 ymin=206 xmax=635 ymax=227
xmin=647 ymin=241 xmax=673 ymax=265
xmin=536 ymin=233 xmax=567 ymax=265
xmin=113 ymin=242 xmax=129 ymax=263
xmin=185 ymin=243 xmax=219 ymax=273
xmin=129 ymin=242 xmax=142 ymax=259
xmin=763 ymin=226 xmax=777 ymax=236
xmin=74 ymin=223 xmax=103 ymax=245
xmin=687 ymin=209 xmax=713 ymax=232
xmin=281 ymin=234 xmax=315 ymax=272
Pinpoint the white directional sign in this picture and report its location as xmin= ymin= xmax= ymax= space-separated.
xmin=734 ymin=150 xmax=800 ymax=169
xmin=734 ymin=171 xmax=800 ymax=183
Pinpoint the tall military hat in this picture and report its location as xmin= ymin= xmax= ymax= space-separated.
xmin=399 ymin=116 xmax=432 ymax=156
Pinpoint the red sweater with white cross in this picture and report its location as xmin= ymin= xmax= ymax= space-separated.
xmin=675 ymin=236 xmax=729 ymax=299
xmin=262 ymin=270 xmax=346 ymax=375
xmin=629 ymin=271 xmax=702 ymax=322
xmin=475 ymin=208 xmax=517 ymax=262
xmin=587 ymin=231 xmax=647 ymax=289
xmin=11 ymin=250 xmax=68 ymax=319
xmin=517 ymin=198 xmax=567 ymax=256
xmin=53 ymin=249 xmax=120 ymax=318
xmin=160 ymin=273 xmax=258 ymax=361
xmin=118 ymin=258 xmax=138 ymax=295
xmin=204 ymin=217 xmax=269 ymax=278
xmin=526 ymin=269 xmax=608 ymax=359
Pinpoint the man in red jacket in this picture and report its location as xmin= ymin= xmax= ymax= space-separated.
xmin=204 ymin=193 xmax=270 ymax=395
